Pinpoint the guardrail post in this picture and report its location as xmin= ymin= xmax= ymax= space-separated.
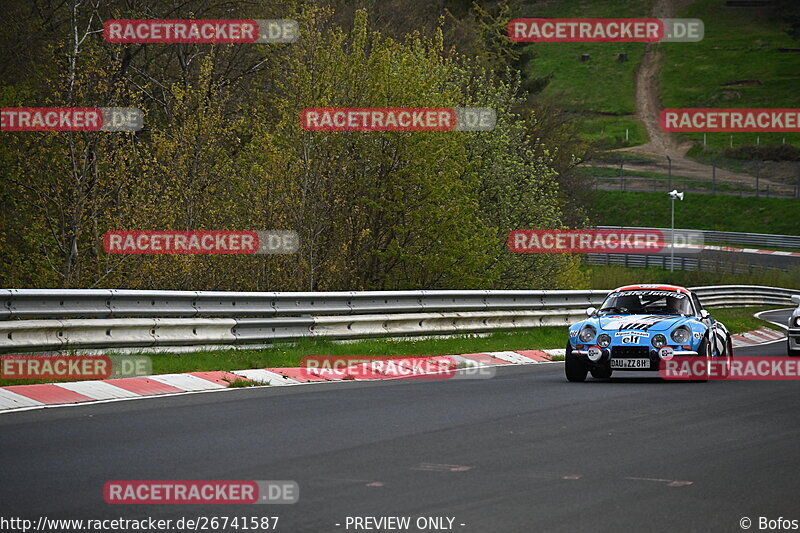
xmin=712 ymin=160 xmax=716 ymax=193
xmin=796 ymin=164 xmax=800 ymax=199
xmin=755 ymin=161 xmax=760 ymax=197
xmin=667 ymin=156 xmax=672 ymax=190
xmin=756 ymin=161 xmax=761 ymax=197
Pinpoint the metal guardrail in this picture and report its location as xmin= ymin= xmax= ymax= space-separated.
xmin=598 ymin=226 xmax=800 ymax=250
xmin=691 ymin=285 xmax=799 ymax=307
xmin=584 ymin=253 xmax=787 ymax=273
xmin=0 ymin=287 xmax=797 ymax=353
xmin=0 ymin=289 xmax=608 ymax=320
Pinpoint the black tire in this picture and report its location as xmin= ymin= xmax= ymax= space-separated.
xmin=565 ymin=342 xmax=588 ymax=382
xmin=721 ymin=336 xmax=733 ymax=379
xmin=590 ymin=366 xmax=613 ymax=379
xmin=788 ymin=339 xmax=800 ymax=357
xmin=690 ymin=338 xmax=711 ymax=383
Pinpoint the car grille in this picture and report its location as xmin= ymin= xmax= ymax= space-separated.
xmin=611 ymin=346 xmax=650 ymax=358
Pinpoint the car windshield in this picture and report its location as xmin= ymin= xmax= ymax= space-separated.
xmin=599 ymin=290 xmax=693 ymax=316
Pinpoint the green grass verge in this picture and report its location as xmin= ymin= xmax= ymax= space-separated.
xmin=602 ymin=151 xmax=660 ymax=163
xmin=583 ymin=264 xmax=800 ymax=290
xmin=0 ymin=328 xmax=566 ymax=387
xmin=592 ymin=190 xmax=800 ymax=234
xmin=660 ymin=0 xmax=800 ymax=152
xmin=707 ymin=306 xmax=782 ymax=334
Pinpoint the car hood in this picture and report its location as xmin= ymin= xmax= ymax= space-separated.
xmin=596 ymin=314 xmax=686 ymax=332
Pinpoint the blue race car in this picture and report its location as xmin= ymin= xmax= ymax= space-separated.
xmin=565 ymin=284 xmax=732 ymax=382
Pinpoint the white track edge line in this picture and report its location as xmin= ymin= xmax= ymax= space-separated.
xmin=754 ymin=308 xmax=792 ymax=331
xmin=0 ymin=361 xmax=562 ymax=415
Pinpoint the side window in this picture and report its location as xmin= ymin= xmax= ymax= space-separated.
xmin=692 ymin=294 xmax=703 ymax=315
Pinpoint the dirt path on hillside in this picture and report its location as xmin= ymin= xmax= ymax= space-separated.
xmin=597 ymin=0 xmax=787 ymax=188
xmin=617 ymin=0 xmax=691 ymax=158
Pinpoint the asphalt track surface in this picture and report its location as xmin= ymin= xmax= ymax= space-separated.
xmin=695 ymin=249 xmax=800 ymax=270
xmin=1 ymin=310 xmax=797 ymax=533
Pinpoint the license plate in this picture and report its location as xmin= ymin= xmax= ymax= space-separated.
xmin=610 ymin=358 xmax=650 ymax=369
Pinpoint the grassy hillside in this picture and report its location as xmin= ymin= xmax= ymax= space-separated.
xmin=519 ymin=0 xmax=654 ymax=147
xmin=518 ymin=0 xmax=800 ymax=152
xmin=660 ymin=0 xmax=800 ymax=152
xmin=592 ymin=190 xmax=800 ymax=234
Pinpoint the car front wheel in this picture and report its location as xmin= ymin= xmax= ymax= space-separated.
xmin=565 ymin=342 xmax=588 ymax=382
xmin=690 ymin=338 xmax=711 ymax=383
xmin=721 ymin=335 xmax=733 ymax=378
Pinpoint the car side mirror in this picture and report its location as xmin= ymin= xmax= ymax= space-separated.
xmin=792 ymin=295 xmax=800 ymax=306
xmin=586 ymin=306 xmax=597 ymax=317
xmin=700 ymin=309 xmax=710 ymax=319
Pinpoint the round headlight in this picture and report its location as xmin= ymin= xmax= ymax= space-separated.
xmin=578 ymin=325 xmax=596 ymax=343
xmin=652 ymin=334 xmax=666 ymax=348
xmin=597 ymin=334 xmax=611 ymax=348
xmin=671 ymin=326 xmax=691 ymax=344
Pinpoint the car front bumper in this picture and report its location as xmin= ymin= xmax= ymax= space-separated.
xmin=788 ymin=328 xmax=800 ymax=352
xmin=571 ymin=347 xmax=700 ymax=370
